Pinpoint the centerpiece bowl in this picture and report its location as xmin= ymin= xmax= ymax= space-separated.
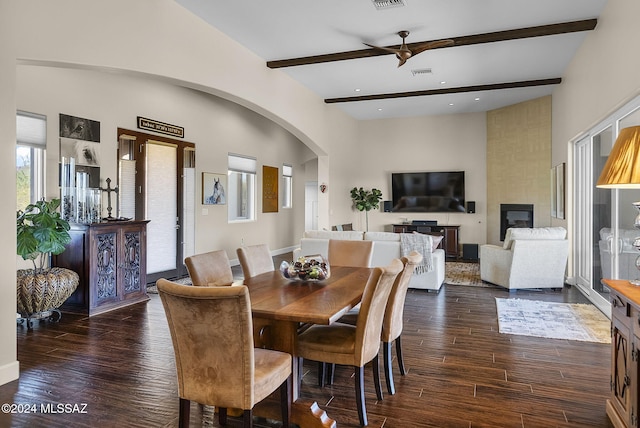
xmin=280 ymin=254 xmax=330 ymax=282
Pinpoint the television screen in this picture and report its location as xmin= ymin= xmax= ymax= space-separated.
xmin=391 ymin=171 xmax=465 ymax=212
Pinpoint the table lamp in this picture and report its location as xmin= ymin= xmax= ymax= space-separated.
xmin=596 ymin=126 xmax=640 ymax=285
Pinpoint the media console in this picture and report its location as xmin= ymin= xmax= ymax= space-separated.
xmin=392 ymin=224 xmax=460 ymax=259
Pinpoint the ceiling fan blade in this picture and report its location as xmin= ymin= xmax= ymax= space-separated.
xmin=363 ymin=42 xmax=402 ymax=55
xmin=411 ymin=39 xmax=455 ymax=55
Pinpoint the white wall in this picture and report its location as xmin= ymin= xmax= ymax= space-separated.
xmin=17 ymin=64 xmax=314 ymax=261
xmin=334 ymin=113 xmax=488 ymax=246
xmin=551 ymin=0 xmax=640 ymax=276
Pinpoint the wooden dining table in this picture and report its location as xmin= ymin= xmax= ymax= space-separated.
xmin=243 ymin=265 xmax=374 ymax=428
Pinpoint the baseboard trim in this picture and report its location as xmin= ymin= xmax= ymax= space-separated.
xmin=0 ymin=360 xmax=19 ymax=387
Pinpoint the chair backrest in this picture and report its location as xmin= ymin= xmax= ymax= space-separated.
xmin=382 ymin=251 xmax=423 ymax=342
xmin=236 ymin=244 xmax=274 ymax=278
xmin=184 ymin=250 xmax=234 ymax=286
xmin=354 ymin=258 xmax=403 ymax=366
xmin=328 ymin=239 xmax=374 ymax=267
xmin=157 ymin=279 xmax=256 ymax=409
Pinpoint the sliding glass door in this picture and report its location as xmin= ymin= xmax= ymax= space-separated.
xmin=573 ymin=95 xmax=640 ymax=314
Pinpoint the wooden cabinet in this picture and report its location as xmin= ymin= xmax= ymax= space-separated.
xmin=603 ymin=279 xmax=640 ymax=428
xmin=53 ymin=220 xmax=150 ymax=316
xmin=392 ymin=224 xmax=460 ymax=259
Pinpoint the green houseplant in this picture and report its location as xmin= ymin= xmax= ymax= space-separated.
xmin=350 ymin=187 xmax=383 ymax=232
xmin=16 ymin=198 xmax=78 ymax=328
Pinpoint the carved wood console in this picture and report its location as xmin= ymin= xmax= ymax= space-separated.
xmin=53 ymin=220 xmax=150 ymax=316
xmin=603 ymin=279 xmax=640 ymax=428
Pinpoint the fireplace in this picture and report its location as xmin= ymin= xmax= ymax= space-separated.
xmin=500 ymin=204 xmax=534 ymax=241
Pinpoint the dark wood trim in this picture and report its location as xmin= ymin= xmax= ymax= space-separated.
xmin=325 ymin=78 xmax=562 ymax=104
xmin=266 ymin=19 xmax=597 ymax=69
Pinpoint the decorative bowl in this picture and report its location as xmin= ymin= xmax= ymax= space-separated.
xmin=280 ymin=255 xmax=330 ymax=282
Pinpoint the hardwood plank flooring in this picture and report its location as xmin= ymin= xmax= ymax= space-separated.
xmin=0 ymin=279 xmax=614 ymax=427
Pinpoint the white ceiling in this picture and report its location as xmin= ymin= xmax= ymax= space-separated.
xmin=175 ymin=0 xmax=608 ymax=120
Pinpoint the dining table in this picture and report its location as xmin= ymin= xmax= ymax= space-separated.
xmin=243 ymin=265 xmax=374 ymax=428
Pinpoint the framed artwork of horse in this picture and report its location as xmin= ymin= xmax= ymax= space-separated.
xmin=202 ymin=172 xmax=226 ymax=205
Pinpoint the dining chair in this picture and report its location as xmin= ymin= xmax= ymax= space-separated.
xmin=157 ymin=279 xmax=292 ymax=428
xmin=327 ymin=239 xmax=374 ymax=267
xmin=338 ymin=251 xmax=423 ymax=395
xmin=296 ymin=259 xmax=403 ymax=427
xmin=184 ymin=250 xmax=234 ymax=286
xmin=236 ymin=244 xmax=274 ymax=278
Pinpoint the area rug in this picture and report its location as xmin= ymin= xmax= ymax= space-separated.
xmin=445 ymin=261 xmax=488 ymax=287
xmin=146 ymin=277 xmax=192 ymax=294
xmin=495 ymin=298 xmax=611 ymax=343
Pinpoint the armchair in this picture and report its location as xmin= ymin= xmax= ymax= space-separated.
xmin=480 ymin=227 xmax=568 ymax=289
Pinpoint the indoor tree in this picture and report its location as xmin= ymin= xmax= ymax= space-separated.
xmin=350 ymin=187 xmax=383 ymax=232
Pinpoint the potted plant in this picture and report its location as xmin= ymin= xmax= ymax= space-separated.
xmin=350 ymin=187 xmax=383 ymax=232
xmin=16 ymin=198 xmax=79 ymax=329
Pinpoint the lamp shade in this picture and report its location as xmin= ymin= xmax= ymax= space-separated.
xmin=596 ymin=126 xmax=640 ymax=188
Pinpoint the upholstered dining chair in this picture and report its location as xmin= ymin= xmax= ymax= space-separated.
xmin=157 ymin=279 xmax=292 ymax=428
xmin=338 ymin=251 xmax=423 ymax=395
xmin=296 ymin=259 xmax=403 ymax=427
xmin=184 ymin=250 xmax=234 ymax=286
xmin=327 ymin=239 xmax=374 ymax=268
xmin=237 ymin=244 xmax=274 ymax=279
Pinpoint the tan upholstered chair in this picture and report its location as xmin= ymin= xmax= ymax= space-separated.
xmin=157 ymin=279 xmax=292 ymax=428
xmin=327 ymin=239 xmax=374 ymax=267
xmin=237 ymin=244 xmax=274 ymax=278
xmin=184 ymin=250 xmax=234 ymax=286
xmin=335 ymin=251 xmax=422 ymax=395
xmin=296 ymin=259 xmax=403 ymax=427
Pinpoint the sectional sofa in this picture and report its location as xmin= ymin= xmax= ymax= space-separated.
xmin=292 ymin=230 xmax=445 ymax=291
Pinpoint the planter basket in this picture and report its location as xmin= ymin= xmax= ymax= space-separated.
xmin=17 ymin=267 xmax=79 ymax=329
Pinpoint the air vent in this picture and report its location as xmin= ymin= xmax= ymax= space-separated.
xmin=411 ymin=68 xmax=432 ymax=76
xmin=371 ymin=0 xmax=406 ymax=10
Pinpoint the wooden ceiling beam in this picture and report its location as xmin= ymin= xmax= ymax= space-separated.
xmin=266 ymin=19 xmax=597 ymax=69
xmin=324 ymin=78 xmax=562 ymax=103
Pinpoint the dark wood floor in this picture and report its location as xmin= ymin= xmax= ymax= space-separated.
xmin=0 ymin=279 xmax=613 ymax=428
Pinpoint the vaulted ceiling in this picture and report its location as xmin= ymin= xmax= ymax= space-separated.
xmin=175 ymin=0 xmax=608 ymax=120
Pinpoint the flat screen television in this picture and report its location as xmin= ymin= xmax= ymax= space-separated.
xmin=391 ymin=171 xmax=465 ymax=213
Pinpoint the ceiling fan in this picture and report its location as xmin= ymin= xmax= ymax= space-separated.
xmin=364 ymin=30 xmax=454 ymax=67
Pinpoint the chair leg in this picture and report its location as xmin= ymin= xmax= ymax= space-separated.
xmin=242 ymin=409 xmax=252 ymax=428
xmin=219 ymin=407 xmax=228 ymax=425
xmin=395 ymin=335 xmax=406 ymax=375
xmin=355 ymin=365 xmax=368 ymax=426
xmin=280 ymin=375 xmax=291 ymax=428
xmin=372 ymin=354 xmax=383 ymax=401
xmin=178 ymin=398 xmax=190 ymax=428
xmin=326 ymin=363 xmax=335 ymax=385
xmin=318 ymin=361 xmax=326 ymax=387
xmin=383 ymin=341 xmax=395 ymax=395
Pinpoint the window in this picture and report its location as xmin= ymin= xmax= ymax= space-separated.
xmin=282 ymin=164 xmax=293 ymax=208
xmin=16 ymin=111 xmax=46 ymax=210
xmin=228 ymin=154 xmax=256 ymax=221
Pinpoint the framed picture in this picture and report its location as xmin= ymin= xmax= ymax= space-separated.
xmin=60 ymin=137 xmax=101 ymax=167
xmin=262 ymin=165 xmax=279 ymax=213
xmin=550 ymin=167 xmax=557 ymax=218
xmin=556 ymin=162 xmax=565 ymax=220
xmin=202 ymin=172 xmax=226 ymax=205
xmin=59 ymin=113 xmax=100 ymax=142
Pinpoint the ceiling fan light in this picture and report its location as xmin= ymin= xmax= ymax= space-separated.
xmin=371 ymin=0 xmax=406 ymax=10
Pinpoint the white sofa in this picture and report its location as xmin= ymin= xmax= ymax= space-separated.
xmin=480 ymin=227 xmax=568 ymax=289
xmin=292 ymin=230 xmax=445 ymax=291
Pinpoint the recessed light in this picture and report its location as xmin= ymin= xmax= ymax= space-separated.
xmin=475 ymin=97 xmax=480 ymax=101
xmin=377 ymin=108 xmax=383 ymax=111
xmin=354 ymin=88 xmax=361 ymax=92
xmin=449 ymin=103 xmax=454 ymax=106
xmin=440 ymin=81 xmax=446 ymax=85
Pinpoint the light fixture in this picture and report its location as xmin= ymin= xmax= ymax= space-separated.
xmin=596 ymin=126 xmax=640 ymax=284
